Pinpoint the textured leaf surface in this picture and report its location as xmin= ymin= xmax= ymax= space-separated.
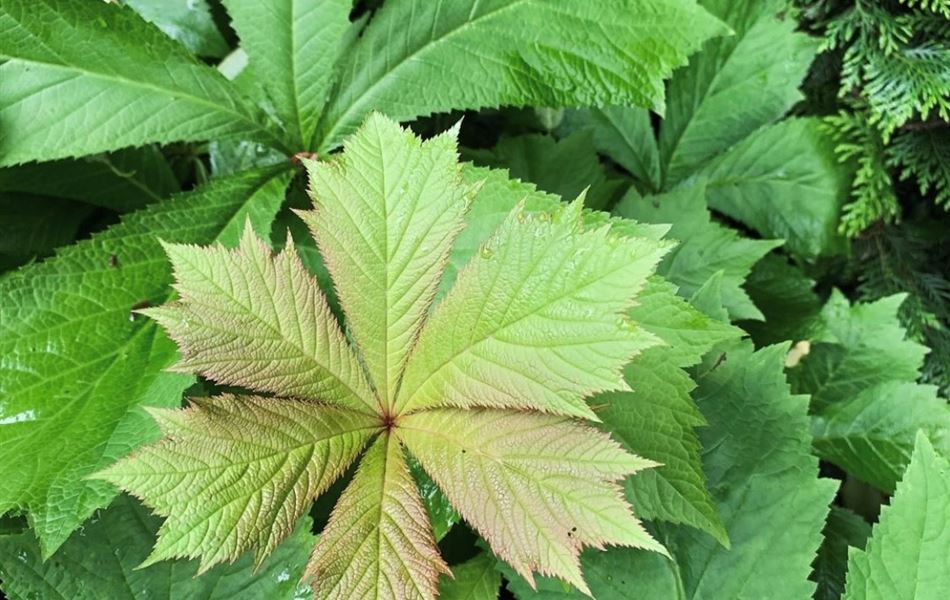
xmin=843 ymin=433 xmax=950 ymax=600
xmin=96 ymin=395 xmax=375 ymax=572
xmin=700 ymin=119 xmax=847 ymax=257
xmin=659 ymin=0 xmax=818 ymax=185
xmin=398 ymin=200 xmax=667 ymax=419
xmin=506 ymin=343 xmax=837 ymax=599
xmin=598 ymin=278 xmax=740 ymax=545
xmin=400 ymin=409 xmax=663 ymax=595
xmin=0 ymin=196 xmax=93 ymax=269
xmin=615 ymin=182 xmax=778 ymax=320
xmin=0 ymin=495 xmax=314 ymax=600
xmin=0 ymin=0 xmax=282 ymax=166
xmin=438 ymin=553 xmax=500 ymax=600
xmin=143 ymin=224 xmax=376 ymax=413
xmin=299 ymin=114 xmax=472 ymax=407
xmin=465 ymin=133 xmax=624 ymax=210
xmin=307 ymin=434 xmax=448 ymax=600
xmin=315 ymin=0 xmax=727 ymax=149
xmin=812 ymin=507 xmax=872 ymax=600
xmin=0 ymin=166 xmax=292 ymax=556
xmin=222 ymin=0 xmax=351 ymax=148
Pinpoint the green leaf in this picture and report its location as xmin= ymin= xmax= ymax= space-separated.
xmin=0 ymin=0 xmax=283 ymax=166
xmin=298 ymin=114 xmax=474 ymax=407
xmin=699 ymin=119 xmax=848 ymax=257
xmin=438 ymin=553 xmax=500 ymax=600
xmin=842 ymin=433 xmax=950 ymax=600
xmin=464 ymin=132 xmax=625 ymax=210
xmin=0 ymin=165 xmax=292 ymax=556
xmin=0 ymin=195 xmax=94 ymax=269
xmin=503 ymin=343 xmax=837 ymax=600
xmin=143 ymin=224 xmax=377 ymax=414
xmin=812 ymin=381 xmax=949 ymax=492
xmin=563 ymin=107 xmax=662 ymax=194
xmin=307 ymin=434 xmax=449 ymax=600
xmin=788 ymin=291 xmax=929 ymax=410
xmin=659 ymin=0 xmax=819 ymax=186
xmin=615 ymin=182 xmax=779 ymax=320
xmin=314 ymin=0 xmax=727 ymax=149
xmin=397 ymin=199 xmax=668 ymax=419
xmin=0 ymin=147 xmax=179 ymax=212
xmin=811 ymin=507 xmax=872 ymax=600
xmin=597 ymin=278 xmax=740 ymax=546
xmin=95 ymin=395 xmax=376 ymax=572
xmin=740 ymin=253 xmax=822 ymax=345
xmin=400 ymin=409 xmax=664 ymax=595
xmin=124 ymin=0 xmax=229 ymax=58
xmin=0 ymin=495 xmax=315 ymax=600
xmin=222 ymin=0 xmax=351 ymax=149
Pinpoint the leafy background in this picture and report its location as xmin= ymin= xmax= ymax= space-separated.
xmin=0 ymin=0 xmax=947 ymax=598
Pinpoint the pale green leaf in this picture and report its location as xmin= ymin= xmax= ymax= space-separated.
xmin=563 ymin=107 xmax=662 ymax=194
xmin=464 ymin=132 xmax=625 ymax=210
xmin=314 ymin=0 xmax=727 ymax=149
xmin=307 ymin=434 xmax=448 ymax=600
xmin=399 ymin=408 xmax=664 ymax=595
xmin=843 ymin=433 xmax=950 ymax=600
xmin=0 ymin=495 xmax=314 ymax=600
xmin=438 ymin=553 xmax=500 ymax=600
xmin=812 ymin=381 xmax=950 ymax=492
xmin=299 ymin=113 xmax=473 ymax=407
xmin=598 ymin=278 xmax=740 ymax=545
xmin=398 ymin=200 xmax=668 ymax=419
xmin=615 ymin=181 xmax=779 ymax=320
xmin=144 ymin=224 xmax=376 ymax=413
xmin=0 ymin=0 xmax=283 ymax=166
xmin=659 ymin=0 xmax=819 ymax=185
xmin=222 ymin=0 xmax=351 ymax=148
xmin=700 ymin=119 xmax=848 ymax=257
xmin=95 ymin=395 xmax=376 ymax=572
xmin=0 ymin=166 xmax=292 ymax=556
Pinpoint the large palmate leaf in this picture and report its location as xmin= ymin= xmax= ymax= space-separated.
xmin=503 ymin=343 xmax=837 ymax=600
xmin=615 ymin=182 xmax=779 ymax=321
xmin=842 ymin=433 xmax=950 ymax=600
xmin=0 ymin=495 xmax=314 ymax=600
xmin=100 ymin=116 xmax=668 ymax=598
xmin=313 ymin=0 xmax=727 ymax=149
xmin=0 ymin=0 xmax=283 ymax=166
xmin=0 ymin=165 xmax=292 ymax=556
xmin=221 ymin=0 xmax=351 ymax=149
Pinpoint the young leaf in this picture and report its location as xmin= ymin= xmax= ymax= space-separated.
xmin=397 ymin=198 xmax=668 ymax=419
xmin=399 ymin=409 xmax=664 ymax=595
xmin=0 ymin=495 xmax=314 ymax=600
xmin=615 ymin=182 xmax=779 ymax=321
xmin=298 ymin=114 xmax=474 ymax=408
xmin=221 ymin=0 xmax=351 ymax=149
xmin=100 ymin=115 xmax=667 ymax=598
xmin=143 ymin=225 xmax=376 ymax=414
xmin=842 ymin=433 xmax=950 ymax=600
xmin=0 ymin=166 xmax=293 ymax=556
xmin=0 ymin=0 xmax=283 ymax=166
xmin=314 ymin=0 xmax=728 ymax=149
xmin=307 ymin=434 xmax=449 ymax=600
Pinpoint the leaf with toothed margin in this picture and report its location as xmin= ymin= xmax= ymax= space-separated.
xmin=98 ymin=115 xmax=669 ymax=598
xmin=93 ymin=395 xmax=377 ymax=572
